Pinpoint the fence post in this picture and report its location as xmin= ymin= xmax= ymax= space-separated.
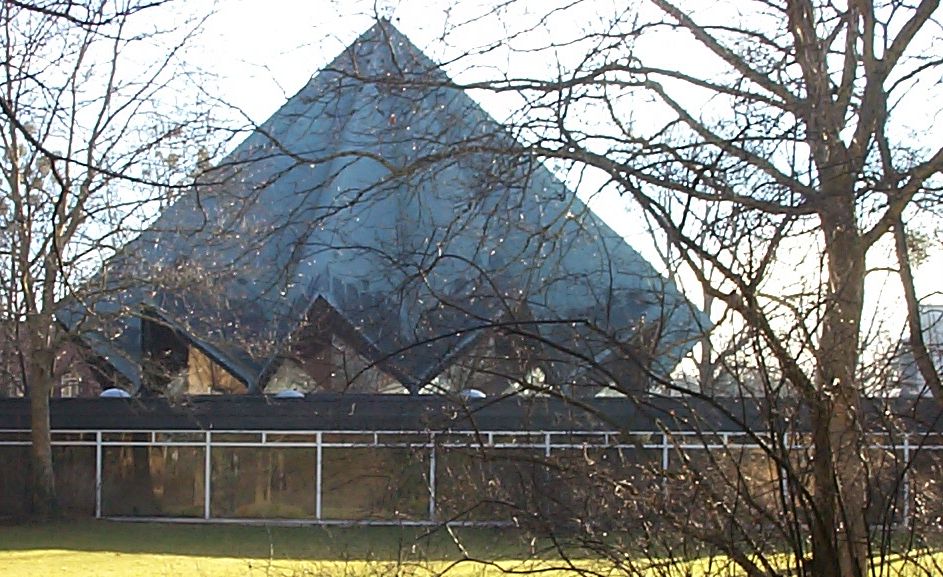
xmin=661 ymin=432 xmax=670 ymax=471
xmin=428 ymin=433 xmax=436 ymax=522
xmin=203 ymin=431 xmax=211 ymax=520
xmin=316 ymin=431 xmax=323 ymax=520
xmin=902 ymin=434 xmax=911 ymax=527
xmin=661 ymin=432 xmax=670 ymax=498
xmin=95 ymin=431 xmax=102 ymax=519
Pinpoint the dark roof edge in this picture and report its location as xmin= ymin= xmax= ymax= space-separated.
xmin=1 ymin=395 xmax=940 ymax=434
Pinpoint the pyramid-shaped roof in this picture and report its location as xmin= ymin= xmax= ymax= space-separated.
xmin=63 ymin=21 xmax=706 ymax=394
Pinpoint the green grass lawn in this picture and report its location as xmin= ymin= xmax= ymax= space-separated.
xmin=0 ymin=521 xmax=581 ymax=577
xmin=0 ymin=521 xmax=941 ymax=577
xmin=0 ymin=521 xmax=511 ymax=560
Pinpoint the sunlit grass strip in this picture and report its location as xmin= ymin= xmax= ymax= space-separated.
xmin=2 ymin=549 xmax=941 ymax=577
xmin=2 ymin=523 xmax=941 ymax=577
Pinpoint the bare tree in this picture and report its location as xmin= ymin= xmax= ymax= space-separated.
xmin=405 ymin=1 xmax=943 ymax=576
xmin=0 ymin=0 xmax=220 ymax=517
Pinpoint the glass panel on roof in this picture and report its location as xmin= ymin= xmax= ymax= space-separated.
xmin=187 ymin=345 xmax=247 ymax=394
xmin=424 ymin=332 xmax=533 ymax=396
xmin=265 ymin=335 xmax=407 ymax=394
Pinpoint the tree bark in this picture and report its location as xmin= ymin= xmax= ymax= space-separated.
xmin=28 ymin=347 xmax=58 ymax=518
xmin=811 ymin=203 xmax=869 ymax=577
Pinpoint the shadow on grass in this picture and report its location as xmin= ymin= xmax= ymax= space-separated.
xmin=0 ymin=521 xmax=551 ymax=562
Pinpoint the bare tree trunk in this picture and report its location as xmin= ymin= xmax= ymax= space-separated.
xmin=893 ymin=215 xmax=943 ymax=399
xmin=28 ymin=348 xmax=58 ymax=518
xmin=810 ymin=400 xmax=840 ymax=577
xmin=811 ymin=206 xmax=868 ymax=577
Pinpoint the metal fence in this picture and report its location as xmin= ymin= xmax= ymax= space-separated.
xmin=2 ymin=427 xmax=942 ymax=526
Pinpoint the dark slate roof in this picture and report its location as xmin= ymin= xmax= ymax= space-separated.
xmin=60 ymin=20 xmax=707 ymax=393
xmin=1 ymin=396 xmax=941 ymax=434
